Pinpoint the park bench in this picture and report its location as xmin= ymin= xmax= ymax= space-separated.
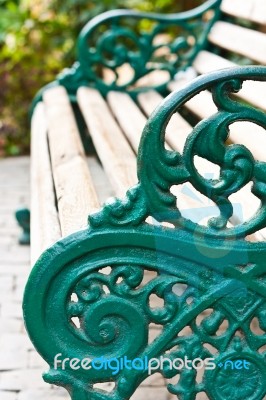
xmin=23 ymin=0 xmax=266 ymax=399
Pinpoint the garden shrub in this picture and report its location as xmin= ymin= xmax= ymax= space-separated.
xmin=0 ymin=0 xmax=200 ymax=156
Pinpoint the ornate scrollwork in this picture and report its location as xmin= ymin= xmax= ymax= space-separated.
xmin=73 ymin=0 xmax=222 ymax=94
xmin=68 ymin=266 xmax=147 ymax=355
xmin=24 ymin=223 xmax=266 ymax=399
xmin=136 ymin=67 xmax=266 ymax=238
xmin=158 ymin=283 xmax=266 ymax=400
xmin=68 ymin=265 xmax=182 ymax=346
xmin=89 ymin=185 xmax=148 ymax=228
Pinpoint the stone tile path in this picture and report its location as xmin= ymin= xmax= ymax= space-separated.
xmin=0 ymin=157 xmax=176 ymax=400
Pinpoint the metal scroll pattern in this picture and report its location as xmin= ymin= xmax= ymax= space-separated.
xmin=24 ymin=246 xmax=266 ymax=400
xmin=65 ymin=265 xmax=266 ymax=400
xmin=58 ymin=0 xmax=222 ymax=94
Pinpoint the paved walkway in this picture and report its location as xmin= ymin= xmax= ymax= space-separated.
xmin=0 ymin=157 xmax=176 ymax=400
xmin=0 ymin=157 xmax=71 ymax=399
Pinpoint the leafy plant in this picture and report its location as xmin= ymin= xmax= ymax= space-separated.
xmin=0 ymin=0 xmax=200 ymax=156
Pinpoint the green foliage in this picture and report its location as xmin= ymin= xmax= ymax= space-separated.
xmin=0 ymin=0 xmax=199 ymax=157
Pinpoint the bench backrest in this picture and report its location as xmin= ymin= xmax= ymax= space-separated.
xmin=57 ymin=0 xmax=223 ymax=96
xmin=53 ymin=0 xmax=266 ymax=97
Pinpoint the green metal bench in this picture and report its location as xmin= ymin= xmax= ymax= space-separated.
xmin=23 ymin=0 xmax=266 ymax=399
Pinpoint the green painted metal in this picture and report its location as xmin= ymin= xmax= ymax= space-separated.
xmin=74 ymin=0 xmax=222 ymax=95
xmin=24 ymin=67 xmax=266 ymax=399
xmin=30 ymin=0 xmax=221 ymax=113
xmin=15 ymin=208 xmax=30 ymax=245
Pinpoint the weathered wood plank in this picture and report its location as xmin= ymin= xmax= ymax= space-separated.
xmin=30 ymin=102 xmax=61 ymax=264
xmin=106 ymin=91 xmax=222 ymax=230
xmin=77 ymin=87 xmax=138 ymax=198
xmin=81 ymin=89 xmax=222 ymax=230
xmin=221 ymin=0 xmax=266 ymax=26
xmin=194 ymin=50 xmax=236 ymax=72
xmin=43 ymin=86 xmax=99 ymax=237
xmin=209 ymin=21 xmax=266 ymax=64
xmin=107 ymin=91 xmax=147 ymax=153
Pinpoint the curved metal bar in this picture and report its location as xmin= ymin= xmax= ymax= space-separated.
xmin=78 ymin=0 xmax=222 ymax=39
xmin=136 ymin=66 xmax=266 ymax=238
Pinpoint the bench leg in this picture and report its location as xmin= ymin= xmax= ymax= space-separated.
xmin=15 ymin=208 xmax=30 ymax=245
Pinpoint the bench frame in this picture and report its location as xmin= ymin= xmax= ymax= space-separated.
xmin=24 ymin=66 xmax=266 ymax=400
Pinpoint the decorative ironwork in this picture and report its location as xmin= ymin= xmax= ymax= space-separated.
xmin=24 ymin=67 xmax=266 ymax=400
xmin=58 ymin=0 xmax=222 ymax=96
xmin=136 ymin=68 xmax=266 ymax=239
xmin=31 ymin=0 xmax=221 ymax=110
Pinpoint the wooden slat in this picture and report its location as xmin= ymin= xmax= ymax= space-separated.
xmin=77 ymin=87 xmax=138 ymax=198
xmin=194 ymin=51 xmax=266 ymax=112
xmin=194 ymin=50 xmax=236 ymax=72
xmin=209 ymin=21 xmax=266 ymax=64
xmin=108 ymin=91 xmax=219 ymax=188
xmin=221 ymin=0 xmax=266 ymax=26
xmin=107 ymin=91 xmax=147 ymax=153
xmin=86 ymin=156 xmax=115 ymax=204
xmin=107 ymin=87 xmax=193 ymax=154
xmin=43 ymin=86 xmax=99 ymax=237
xmin=93 ymin=89 xmax=223 ymax=230
xmin=30 ymin=102 xmax=61 ymax=264
xmin=168 ymin=78 xmax=217 ymax=119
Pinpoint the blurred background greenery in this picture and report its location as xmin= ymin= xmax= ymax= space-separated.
xmin=0 ymin=0 xmax=200 ymax=157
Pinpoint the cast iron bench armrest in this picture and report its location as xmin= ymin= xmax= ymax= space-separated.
xmin=24 ymin=66 xmax=266 ymax=400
